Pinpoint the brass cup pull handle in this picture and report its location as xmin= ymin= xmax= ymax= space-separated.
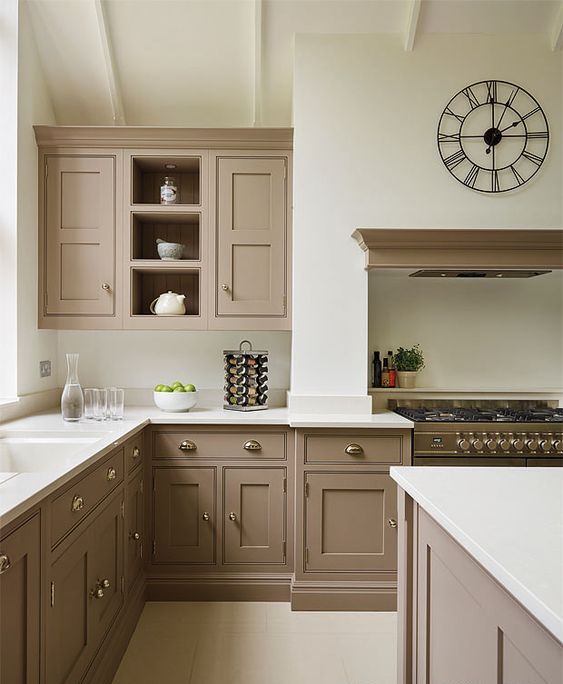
xmin=71 ymin=495 xmax=85 ymax=512
xmin=106 ymin=467 xmax=117 ymax=481
xmin=388 ymin=518 xmax=398 ymax=529
xmin=345 ymin=443 xmax=364 ymax=456
xmin=202 ymin=512 xmax=210 ymax=522
xmin=0 ymin=554 xmax=11 ymax=575
xmin=179 ymin=440 xmax=197 ymax=452
xmin=228 ymin=512 xmax=237 ymax=522
xmin=132 ymin=446 xmax=140 ymax=459
xmin=243 ymin=439 xmax=262 ymax=451
xmin=130 ymin=531 xmax=141 ymax=541
xmin=101 ymin=282 xmax=111 ymax=292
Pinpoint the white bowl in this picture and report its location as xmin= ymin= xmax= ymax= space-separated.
xmin=153 ymin=391 xmax=198 ymax=412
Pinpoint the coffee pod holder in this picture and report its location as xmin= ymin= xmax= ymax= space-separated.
xmin=223 ymin=340 xmax=268 ymax=412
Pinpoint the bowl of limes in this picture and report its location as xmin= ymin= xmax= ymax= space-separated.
xmin=153 ymin=382 xmax=198 ymax=412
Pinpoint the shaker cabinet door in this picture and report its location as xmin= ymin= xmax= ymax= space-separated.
xmin=153 ymin=468 xmax=216 ymax=564
xmin=223 ymin=468 xmax=286 ymax=565
xmin=44 ymin=155 xmax=116 ymax=316
xmin=304 ymin=472 xmax=397 ymax=573
xmin=215 ymin=157 xmax=287 ymax=318
xmin=0 ymin=515 xmax=41 ymax=684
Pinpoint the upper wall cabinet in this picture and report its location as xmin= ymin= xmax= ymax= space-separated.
xmin=35 ymin=128 xmax=292 ymax=331
xmin=210 ymin=154 xmax=291 ymax=330
xmin=39 ymin=153 xmax=122 ymax=328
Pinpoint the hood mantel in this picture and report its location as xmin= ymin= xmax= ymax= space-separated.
xmin=352 ymin=228 xmax=563 ymax=271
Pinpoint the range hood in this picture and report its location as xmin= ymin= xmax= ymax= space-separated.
xmin=352 ymin=229 xmax=563 ymax=272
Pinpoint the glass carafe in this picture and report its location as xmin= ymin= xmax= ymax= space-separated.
xmin=61 ymin=353 xmax=84 ymax=421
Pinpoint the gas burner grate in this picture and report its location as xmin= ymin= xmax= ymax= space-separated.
xmin=394 ymin=406 xmax=563 ymax=423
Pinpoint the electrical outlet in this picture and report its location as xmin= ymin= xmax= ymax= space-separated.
xmin=40 ymin=360 xmax=51 ymax=378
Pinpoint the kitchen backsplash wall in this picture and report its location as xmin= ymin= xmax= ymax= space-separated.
xmin=56 ymin=331 xmax=291 ymax=392
xmin=368 ymin=270 xmax=563 ymax=390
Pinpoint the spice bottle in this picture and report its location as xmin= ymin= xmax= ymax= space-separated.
xmin=381 ymin=358 xmax=390 ymax=387
xmin=387 ymin=351 xmax=396 ymax=388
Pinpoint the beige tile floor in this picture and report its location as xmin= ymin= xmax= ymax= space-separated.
xmin=112 ymin=602 xmax=397 ymax=684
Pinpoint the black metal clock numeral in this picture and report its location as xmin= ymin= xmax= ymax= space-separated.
xmin=437 ymin=80 xmax=549 ymax=193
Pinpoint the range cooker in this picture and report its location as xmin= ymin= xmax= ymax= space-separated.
xmin=392 ymin=401 xmax=563 ymax=467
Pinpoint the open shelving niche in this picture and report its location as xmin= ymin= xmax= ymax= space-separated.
xmin=131 ymin=156 xmax=201 ymax=206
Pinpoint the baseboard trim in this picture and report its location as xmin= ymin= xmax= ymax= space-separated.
xmin=146 ymin=573 xmax=292 ymax=602
xmin=290 ymin=579 xmax=397 ymax=611
xmin=83 ymin=575 xmax=146 ymax=684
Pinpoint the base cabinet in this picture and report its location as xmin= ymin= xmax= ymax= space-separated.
xmin=125 ymin=468 xmax=144 ymax=590
xmin=0 ymin=514 xmax=41 ymax=684
xmin=46 ymin=491 xmax=124 ymax=684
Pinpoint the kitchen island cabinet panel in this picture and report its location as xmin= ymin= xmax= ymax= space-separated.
xmin=0 ymin=514 xmax=41 ymax=684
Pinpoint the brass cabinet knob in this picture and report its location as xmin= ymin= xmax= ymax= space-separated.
xmin=130 ymin=531 xmax=141 ymax=541
xmin=243 ymin=439 xmax=262 ymax=451
xmin=106 ymin=466 xmax=117 ymax=481
xmin=101 ymin=578 xmax=110 ymax=589
xmin=388 ymin=519 xmax=398 ymax=528
xmin=344 ymin=443 xmax=364 ymax=456
xmin=132 ymin=446 xmax=141 ymax=459
xmin=228 ymin=512 xmax=237 ymax=521
xmin=90 ymin=587 xmax=104 ymax=599
xmin=101 ymin=282 xmax=111 ymax=292
xmin=0 ymin=554 xmax=11 ymax=575
xmin=71 ymin=495 xmax=85 ymax=512
xmin=202 ymin=512 xmax=210 ymax=522
xmin=221 ymin=283 xmax=230 ymax=291
xmin=178 ymin=440 xmax=197 ymax=451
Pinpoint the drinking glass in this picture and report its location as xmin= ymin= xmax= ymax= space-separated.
xmin=83 ymin=388 xmax=95 ymax=420
xmin=92 ymin=388 xmax=108 ymax=421
xmin=108 ymin=387 xmax=124 ymax=420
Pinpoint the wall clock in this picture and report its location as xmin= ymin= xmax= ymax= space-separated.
xmin=437 ymin=80 xmax=549 ymax=193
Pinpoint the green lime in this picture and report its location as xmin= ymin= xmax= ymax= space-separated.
xmin=173 ymin=386 xmax=187 ymax=392
xmin=171 ymin=381 xmax=183 ymax=389
xmin=161 ymin=385 xmax=173 ymax=392
xmin=154 ymin=384 xmax=164 ymax=392
xmin=184 ymin=383 xmax=196 ymax=392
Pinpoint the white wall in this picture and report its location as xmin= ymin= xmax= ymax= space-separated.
xmin=369 ymin=270 xmax=563 ymax=389
xmin=56 ymin=331 xmax=291 ymax=392
xmin=17 ymin=2 xmax=58 ymax=397
xmin=291 ymin=34 xmax=562 ymax=412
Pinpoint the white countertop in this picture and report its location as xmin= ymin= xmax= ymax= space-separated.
xmin=0 ymin=406 xmax=412 ymax=528
xmin=390 ymin=466 xmax=563 ymax=642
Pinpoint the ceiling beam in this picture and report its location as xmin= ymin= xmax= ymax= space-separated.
xmin=404 ymin=0 xmax=422 ymax=52
xmin=94 ymin=0 xmax=126 ymax=125
xmin=252 ymin=0 xmax=263 ymax=126
xmin=551 ymin=2 xmax=563 ymax=50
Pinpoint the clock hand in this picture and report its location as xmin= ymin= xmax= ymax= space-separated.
xmin=487 ymin=88 xmax=518 ymax=152
xmin=499 ymin=120 xmax=521 ymax=134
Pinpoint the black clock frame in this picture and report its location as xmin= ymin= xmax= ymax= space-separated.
xmin=437 ymin=79 xmax=549 ymax=194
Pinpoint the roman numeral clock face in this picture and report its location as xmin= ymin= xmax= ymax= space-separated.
xmin=437 ymin=80 xmax=549 ymax=193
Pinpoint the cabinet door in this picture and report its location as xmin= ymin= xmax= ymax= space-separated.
xmin=44 ymin=155 xmax=115 ymax=315
xmin=304 ymin=472 xmax=397 ymax=572
xmin=216 ymin=157 xmax=287 ymax=317
xmin=153 ymin=468 xmax=215 ymax=564
xmin=223 ymin=468 xmax=286 ymax=565
xmin=125 ymin=469 xmax=144 ymax=590
xmin=0 ymin=515 xmax=40 ymax=684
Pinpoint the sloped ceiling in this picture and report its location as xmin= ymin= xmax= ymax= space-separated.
xmin=24 ymin=0 xmax=562 ymax=127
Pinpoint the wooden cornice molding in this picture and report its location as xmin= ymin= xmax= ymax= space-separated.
xmin=352 ymin=228 xmax=563 ymax=270
xmin=33 ymin=126 xmax=294 ymax=150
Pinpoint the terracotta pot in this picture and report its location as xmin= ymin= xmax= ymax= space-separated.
xmin=397 ymin=371 xmax=418 ymax=389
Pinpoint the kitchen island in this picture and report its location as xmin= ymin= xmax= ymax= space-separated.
xmin=391 ymin=466 xmax=563 ymax=684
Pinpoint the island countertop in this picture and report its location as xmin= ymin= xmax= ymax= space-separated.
xmin=390 ymin=466 xmax=563 ymax=642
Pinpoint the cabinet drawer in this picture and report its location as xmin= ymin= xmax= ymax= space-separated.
xmin=304 ymin=434 xmax=403 ymax=465
xmin=153 ymin=431 xmax=286 ymax=461
xmin=51 ymin=449 xmax=124 ymax=545
xmin=125 ymin=434 xmax=143 ymax=473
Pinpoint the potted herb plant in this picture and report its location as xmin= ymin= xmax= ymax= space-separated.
xmin=394 ymin=345 xmax=425 ymax=389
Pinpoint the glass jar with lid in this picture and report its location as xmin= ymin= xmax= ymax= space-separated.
xmin=160 ymin=176 xmax=178 ymax=205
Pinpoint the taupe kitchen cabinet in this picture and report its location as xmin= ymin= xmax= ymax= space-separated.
xmin=39 ymin=151 xmax=122 ymax=329
xmin=152 ymin=467 xmax=216 ymax=564
xmin=125 ymin=468 xmax=144 ymax=591
xmin=46 ymin=490 xmax=124 ymax=684
xmin=292 ymin=428 xmax=411 ymax=611
xmin=0 ymin=514 xmax=41 ymax=684
xmin=210 ymin=153 xmax=292 ymax=330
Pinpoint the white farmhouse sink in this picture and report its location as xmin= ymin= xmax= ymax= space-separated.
xmin=0 ymin=433 xmax=108 ymax=473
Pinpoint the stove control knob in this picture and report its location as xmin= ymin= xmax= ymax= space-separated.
xmin=554 ymin=440 xmax=563 ymax=453
xmin=512 ymin=437 xmax=524 ymax=451
xmin=498 ymin=438 xmax=511 ymax=451
xmin=457 ymin=437 xmax=470 ymax=451
xmin=471 ymin=437 xmax=484 ymax=451
xmin=539 ymin=439 xmax=552 ymax=453
xmin=525 ymin=437 xmax=539 ymax=452
xmin=485 ymin=438 xmax=498 ymax=451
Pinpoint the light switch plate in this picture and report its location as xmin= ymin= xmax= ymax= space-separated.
xmin=40 ymin=360 xmax=51 ymax=378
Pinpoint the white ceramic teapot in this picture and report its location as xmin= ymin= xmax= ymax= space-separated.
xmin=149 ymin=291 xmax=186 ymax=316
